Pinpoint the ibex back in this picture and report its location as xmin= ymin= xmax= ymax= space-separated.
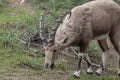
xmin=40 ymin=0 xmax=120 ymax=78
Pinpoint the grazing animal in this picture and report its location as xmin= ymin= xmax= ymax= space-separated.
xmin=40 ymin=0 xmax=120 ymax=78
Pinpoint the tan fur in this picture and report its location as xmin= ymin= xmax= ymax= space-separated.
xmin=44 ymin=0 xmax=120 ymax=72
xmin=56 ymin=0 xmax=120 ymax=45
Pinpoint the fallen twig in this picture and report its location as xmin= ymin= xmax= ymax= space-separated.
xmin=18 ymin=38 xmax=27 ymax=44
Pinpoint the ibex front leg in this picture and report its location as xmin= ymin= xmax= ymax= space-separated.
xmin=74 ymin=42 xmax=93 ymax=78
xmin=84 ymin=53 xmax=93 ymax=74
xmin=73 ymin=51 xmax=83 ymax=78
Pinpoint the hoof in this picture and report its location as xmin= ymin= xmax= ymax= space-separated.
xmin=118 ymin=70 xmax=120 ymax=77
xmin=96 ymin=68 xmax=102 ymax=76
xmin=73 ymin=70 xmax=81 ymax=78
xmin=86 ymin=66 xmax=93 ymax=75
xmin=74 ymin=75 xmax=80 ymax=78
xmin=96 ymin=72 xmax=101 ymax=76
xmin=118 ymin=74 xmax=120 ymax=77
xmin=87 ymin=72 xmax=93 ymax=75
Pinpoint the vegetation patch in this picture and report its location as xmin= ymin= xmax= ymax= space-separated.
xmin=0 ymin=0 xmax=120 ymax=80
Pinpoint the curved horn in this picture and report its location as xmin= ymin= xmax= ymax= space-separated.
xmin=48 ymin=10 xmax=71 ymax=46
xmin=39 ymin=10 xmax=54 ymax=46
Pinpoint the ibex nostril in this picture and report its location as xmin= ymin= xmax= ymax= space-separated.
xmin=45 ymin=63 xmax=49 ymax=68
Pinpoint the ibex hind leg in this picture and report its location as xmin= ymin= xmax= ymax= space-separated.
xmin=96 ymin=38 xmax=109 ymax=76
xmin=109 ymin=33 xmax=120 ymax=77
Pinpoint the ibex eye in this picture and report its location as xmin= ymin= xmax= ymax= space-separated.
xmin=53 ymin=50 xmax=57 ymax=53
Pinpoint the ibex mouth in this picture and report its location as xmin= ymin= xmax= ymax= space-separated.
xmin=50 ymin=63 xmax=55 ymax=70
xmin=45 ymin=63 xmax=55 ymax=69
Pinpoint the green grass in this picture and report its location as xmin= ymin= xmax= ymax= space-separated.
xmin=0 ymin=0 xmax=120 ymax=80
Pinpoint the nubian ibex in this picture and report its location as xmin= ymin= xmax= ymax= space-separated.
xmin=40 ymin=0 xmax=120 ymax=78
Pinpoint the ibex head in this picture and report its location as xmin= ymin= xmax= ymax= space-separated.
xmin=40 ymin=10 xmax=71 ymax=69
